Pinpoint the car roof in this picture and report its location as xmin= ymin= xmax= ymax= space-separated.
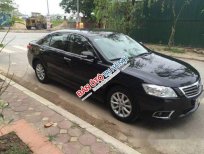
xmin=51 ymin=29 xmax=119 ymax=38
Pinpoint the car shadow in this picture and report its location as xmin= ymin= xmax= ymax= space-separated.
xmin=129 ymin=112 xmax=198 ymax=131
xmin=50 ymin=79 xmax=108 ymax=109
xmin=33 ymin=77 xmax=201 ymax=132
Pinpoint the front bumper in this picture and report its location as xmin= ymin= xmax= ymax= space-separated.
xmin=139 ymin=89 xmax=203 ymax=120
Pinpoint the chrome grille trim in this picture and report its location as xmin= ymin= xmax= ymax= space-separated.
xmin=179 ymin=81 xmax=202 ymax=98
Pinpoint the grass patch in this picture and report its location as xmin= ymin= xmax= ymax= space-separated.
xmin=163 ymin=47 xmax=185 ymax=53
xmin=70 ymin=123 xmax=80 ymax=129
xmin=0 ymin=132 xmax=32 ymax=154
xmin=0 ymin=44 xmax=3 ymax=48
xmin=4 ymin=144 xmax=31 ymax=154
xmin=51 ymin=20 xmax=64 ymax=27
xmin=47 ymin=134 xmax=57 ymax=142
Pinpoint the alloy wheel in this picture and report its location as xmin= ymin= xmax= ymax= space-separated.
xmin=110 ymin=92 xmax=132 ymax=118
xmin=36 ymin=63 xmax=45 ymax=81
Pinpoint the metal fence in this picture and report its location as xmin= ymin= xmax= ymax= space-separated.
xmin=0 ymin=13 xmax=11 ymax=27
xmin=130 ymin=20 xmax=204 ymax=47
xmin=130 ymin=0 xmax=204 ymax=47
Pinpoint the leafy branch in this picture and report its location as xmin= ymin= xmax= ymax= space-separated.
xmin=0 ymin=99 xmax=13 ymax=135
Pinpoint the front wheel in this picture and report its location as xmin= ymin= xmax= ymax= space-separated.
xmin=107 ymin=87 xmax=139 ymax=123
xmin=34 ymin=61 xmax=49 ymax=83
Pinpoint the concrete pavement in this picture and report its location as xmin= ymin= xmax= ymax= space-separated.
xmin=0 ymin=32 xmax=204 ymax=154
xmin=0 ymin=74 xmax=139 ymax=154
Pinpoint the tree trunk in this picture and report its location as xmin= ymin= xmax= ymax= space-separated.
xmin=103 ymin=21 xmax=106 ymax=29
xmin=168 ymin=0 xmax=190 ymax=48
xmin=0 ymin=26 xmax=11 ymax=45
xmin=168 ymin=25 xmax=176 ymax=48
xmin=98 ymin=19 xmax=102 ymax=28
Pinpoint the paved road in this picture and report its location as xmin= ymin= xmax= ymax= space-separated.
xmin=1 ymin=32 xmax=204 ymax=154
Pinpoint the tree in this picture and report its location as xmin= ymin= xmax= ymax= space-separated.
xmin=0 ymin=0 xmax=14 ymax=14
xmin=94 ymin=0 xmax=144 ymax=34
xmin=93 ymin=0 xmax=109 ymax=28
xmin=0 ymin=16 xmax=24 ymax=47
xmin=147 ymin=0 xmax=192 ymax=48
xmin=60 ymin=0 xmax=95 ymax=21
xmin=0 ymin=0 xmax=16 ymax=46
xmin=167 ymin=0 xmax=192 ymax=48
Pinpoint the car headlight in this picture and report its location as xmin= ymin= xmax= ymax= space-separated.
xmin=142 ymin=84 xmax=177 ymax=98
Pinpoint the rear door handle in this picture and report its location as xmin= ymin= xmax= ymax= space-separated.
xmin=64 ymin=57 xmax=71 ymax=62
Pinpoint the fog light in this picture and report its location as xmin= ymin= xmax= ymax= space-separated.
xmin=152 ymin=111 xmax=174 ymax=119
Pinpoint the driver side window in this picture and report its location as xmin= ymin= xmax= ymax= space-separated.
xmin=69 ymin=34 xmax=94 ymax=55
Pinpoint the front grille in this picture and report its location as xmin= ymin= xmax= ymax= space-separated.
xmin=179 ymin=81 xmax=202 ymax=98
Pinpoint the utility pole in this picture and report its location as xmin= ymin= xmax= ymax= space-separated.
xmin=46 ymin=0 xmax=51 ymax=30
xmin=76 ymin=0 xmax=80 ymax=28
xmin=47 ymin=0 xmax=50 ymax=16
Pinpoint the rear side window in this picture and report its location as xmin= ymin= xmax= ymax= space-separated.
xmin=38 ymin=35 xmax=51 ymax=46
xmin=50 ymin=33 xmax=70 ymax=51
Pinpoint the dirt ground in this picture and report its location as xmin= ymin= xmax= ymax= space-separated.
xmin=146 ymin=43 xmax=204 ymax=55
xmin=146 ymin=44 xmax=204 ymax=62
xmin=11 ymin=22 xmax=27 ymax=30
xmin=52 ymin=20 xmax=69 ymax=30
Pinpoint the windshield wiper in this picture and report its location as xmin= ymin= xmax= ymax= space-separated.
xmin=110 ymin=58 xmax=121 ymax=61
xmin=137 ymin=52 xmax=152 ymax=57
xmin=110 ymin=51 xmax=152 ymax=61
xmin=130 ymin=52 xmax=152 ymax=59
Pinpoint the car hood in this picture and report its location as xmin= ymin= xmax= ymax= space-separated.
xmin=123 ymin=52 xmax=200 ymax=87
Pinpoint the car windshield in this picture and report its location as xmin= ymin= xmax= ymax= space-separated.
xmin=92 ymin=33 xmax=148 ymax=60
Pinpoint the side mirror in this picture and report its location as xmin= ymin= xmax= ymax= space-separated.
xmin=81 ymin=51 xmax=96 ymax=60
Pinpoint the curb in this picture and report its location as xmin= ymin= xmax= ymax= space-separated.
xmin=0 ymin=74 xmax=140 ymax=154
xmin=0 ymin=30 xmax=50 ymax=33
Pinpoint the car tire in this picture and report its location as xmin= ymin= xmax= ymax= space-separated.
xmin=36 ymin=23 xmax=43 ymax=30
xmin=43 ymin=24 xmax=47 ymax=29
xmin=34 ymin=61 xmax=49 ymax=83
xmin=107 ymin=86 xmax=140 ymax=123
xmin=26 ymin=26 xmax=31 ymax=30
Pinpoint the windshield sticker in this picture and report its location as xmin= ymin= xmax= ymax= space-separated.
xmin=76 ymin=56 xmax=130 ymax=101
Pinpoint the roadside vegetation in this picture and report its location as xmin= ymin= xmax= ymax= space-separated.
xmin=0 ymin=132 xmax=32 ymax=154
xmin=51 ymin=19 xmax=64 ymax=27
xmin=0 ymin=1 xmax=32 ymax=153
xmin=47 ymin=134 xmax=57 ymax=142
xmin=60 ymin=0 xmax=204 ymax=50
xmin=163 ymin=47 xmax=186 ymax=53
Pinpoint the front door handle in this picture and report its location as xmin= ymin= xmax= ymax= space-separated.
xmin=40 ymin=48 xmax=45 ymax=52
xmin=64 ymin=57 xmax=71 ymax=62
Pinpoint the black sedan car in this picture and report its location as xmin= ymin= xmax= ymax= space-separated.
xmin=27 ymin=29 xmax=203 ymax=122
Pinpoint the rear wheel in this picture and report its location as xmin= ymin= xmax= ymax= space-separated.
xmin=107 ymin=87 xmax=139 ymax=123
xmin=34 ymin=61 xmax=49 ymax=83
xmin=26 ymin=26 xmax=31 ymax=30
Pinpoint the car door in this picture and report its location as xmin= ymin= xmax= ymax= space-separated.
xmin=67 ymin=34 xmax=107 ymax=87
xmin=41 ymin=32 xmax=73 ymax=83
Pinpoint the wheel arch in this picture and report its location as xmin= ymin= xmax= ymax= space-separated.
xmin=32 ymin=58 xmax=41 ymax=68
xmin=104 ymin=82 xmax=131 ymax=102
xmin=105 ymin=82 xmax=141 ymax=122
xmin=32 ymin=58 xmax=47 ymax=70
